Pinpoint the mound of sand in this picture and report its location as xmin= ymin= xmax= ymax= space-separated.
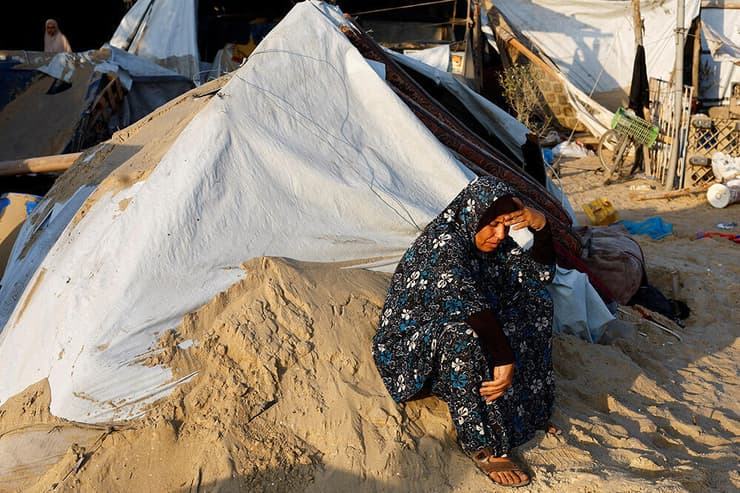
xmin=1 ymin=182 xmax=738 ymax=493
xmin=1 ymin=257 xmax=468 ymax=492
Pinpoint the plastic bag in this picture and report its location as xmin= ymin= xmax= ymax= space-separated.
xmin=711 ymin=152 xmax=740 ymax=182
xmin=552 ymin=140 xmax=589 ymax=158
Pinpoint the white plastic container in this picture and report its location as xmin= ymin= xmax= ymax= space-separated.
xmin=707 ymin=179 xmax=740 ymax=208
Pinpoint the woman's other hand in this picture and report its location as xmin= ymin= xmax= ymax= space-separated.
xmin=479 ymin=363 xmax=514 ymax=402
xmin=502 ymin=198 xmax=547 ymax=231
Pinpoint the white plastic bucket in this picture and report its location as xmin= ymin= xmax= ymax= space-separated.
xmin=707 ymin=179 xmax=740 ymax=208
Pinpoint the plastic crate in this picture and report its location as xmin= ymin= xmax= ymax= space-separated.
xmin=610 ymin=107 xmax=659 ymax=147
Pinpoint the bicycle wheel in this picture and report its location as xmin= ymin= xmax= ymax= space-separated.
xmin=597 ymin=129 xmax=622 ymax=170
xmin=598 ymin=130 xmax=634 ymax=183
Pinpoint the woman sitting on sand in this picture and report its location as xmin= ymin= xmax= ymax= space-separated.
xmin=372 ymin=176 xmax=556 ymax=488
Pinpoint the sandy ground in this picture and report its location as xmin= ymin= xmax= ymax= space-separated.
xmin=0 ymin=152 xmax=738 ymax=492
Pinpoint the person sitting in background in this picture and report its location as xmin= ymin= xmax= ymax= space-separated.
xmin=372 ymin=176 xmax=557 ymax=488
xmin=44 ymin=19 xmax=72 ymax=53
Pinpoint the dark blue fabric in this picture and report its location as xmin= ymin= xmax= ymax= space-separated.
xmin=0 ymin=62 xmax=38 ymax=112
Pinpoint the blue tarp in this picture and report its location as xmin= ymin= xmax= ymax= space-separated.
xmin=618 ymin=217 xmax=673 ymax=240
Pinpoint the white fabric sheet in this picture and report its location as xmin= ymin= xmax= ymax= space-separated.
xmin=547 ymin=266 xmax=615 ymax=343
xmin=701 ymin=21 xmax=740 ymax=64
xmin=495 ymin=1 xmax=701 ymax=98
xmin=110 ymin=0 xmax=200 ymax=84
xmin=699 ymin=8 xmax=740 ymax=104
xmin=403 ymin=45 xmax=451 ymax=72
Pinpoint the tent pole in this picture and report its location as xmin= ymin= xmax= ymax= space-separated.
xmin=665 ymin=0 xmax=686 ymax=190
xmin=692 ymin=20 xmax=701 ymax=100
xmin=451 ymin=0 xmax=458 ymax=41
xmin=465 ymin=0 xmax=472 ymax=31
xmin=463 ymin=0 xmax=472 ymax=77
xmin=632 ymin=0 xmax=643 ymax=46
xmin=123 ymin=0 xmax=155 ymax=51
xmin=473 ymin=0 xmax=482 ymax=91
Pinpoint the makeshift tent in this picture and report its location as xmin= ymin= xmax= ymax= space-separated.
xmin=491 ymin=1 xmax=701 ymax=109
xmin=0 ymin=46 xmax=193 ymax=162
xmin=339 ymin=0 xmax=479 ymax=83
xmin=111 ymin=0 xmax=493 ymax=87
xmin=0 ymin=1 xmax=596 ymax=424
xmin=110 ymin=0 xmax=300 ymax=84
xmin=0 ymin=52 xmax=104 ymax=161
xmin=489 ymin=1 xmax=739 ymax=132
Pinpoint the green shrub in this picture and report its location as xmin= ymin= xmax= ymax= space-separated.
xmin=497 ymin=63 xmax=551 ymax=135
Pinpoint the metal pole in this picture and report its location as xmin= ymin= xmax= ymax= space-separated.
xmin=665 ymin=0 xmax=686 ymax=190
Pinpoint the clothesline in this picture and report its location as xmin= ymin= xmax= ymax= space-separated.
xmin=349 ymin=0 xmax=455 ymax=16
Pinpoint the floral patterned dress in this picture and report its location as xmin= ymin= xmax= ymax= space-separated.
xmin=372 ymin=176 xmax=556 ymax=456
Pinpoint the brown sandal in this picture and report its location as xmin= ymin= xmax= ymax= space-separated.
xmin=470 ymin=448 xmax=531 ymax=488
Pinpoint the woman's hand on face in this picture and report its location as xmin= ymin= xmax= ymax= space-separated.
xmin=502 ymin=198 xmax=547 ymax=231
xmin=479 ymin=363 xmax=514 ymax=402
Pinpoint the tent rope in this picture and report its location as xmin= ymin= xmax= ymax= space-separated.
xmin=350 ymin=0 xmax=455 ymax=16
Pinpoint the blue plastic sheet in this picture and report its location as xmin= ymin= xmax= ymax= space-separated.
xmin=618 ymin=217 xmax=673 ymax=240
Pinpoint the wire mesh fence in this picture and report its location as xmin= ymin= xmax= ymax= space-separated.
xmin=684 ymin=117 xmax=739 ymax=187
xmin=648 ymin=78 xmax=693 ymax=188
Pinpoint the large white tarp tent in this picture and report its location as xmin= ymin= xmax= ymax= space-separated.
xmin=0 ymin=1 xmax=481 ymax=423
xmin=110 ymin=0 xmax=200 ymax=84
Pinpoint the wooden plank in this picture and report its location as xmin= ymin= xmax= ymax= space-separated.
xmin=0 ymin=152 xmax=81 ymax=177
xmin=629 ymin=182 xmax=711 ymax=201
xmin=497 ymin=32 xmax=560 ymax=81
